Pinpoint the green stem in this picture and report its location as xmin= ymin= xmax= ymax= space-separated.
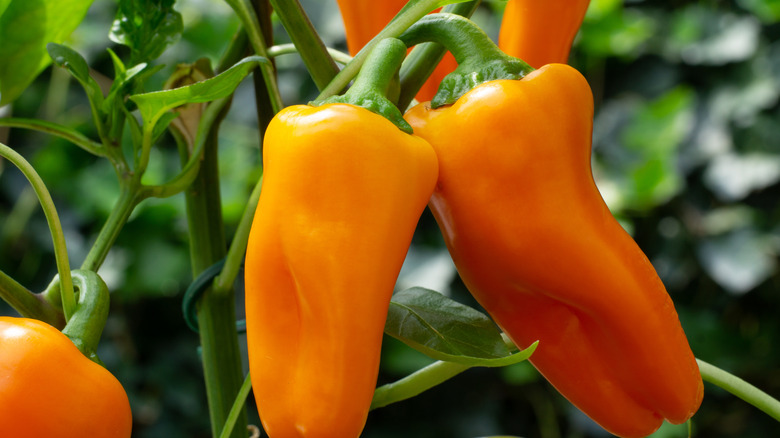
xmin=0 ymin=118 xmax=105 ymax=157
xmin=0 ymin=142 xmax=75 ymax=320
xmin=268 ymin=0 xmax=340 ymax=90
xmin=399 ymin=13 xmax=533 ymax=108
xmin=371 ymin=359 xmax=471 ymax=410
xmin=213 ymin=176 xmax=262 ymax=295
xmin=268 ymin=44 xmax=353 ymax=65
xmin=60 ymin=270 xmax=111 ymax=363
xmin=223 ymin=0 xmax=284 ymax=113
xmin=697 ymin=359 xmax=780 ymax=422
xmin=80 ymin=185 xmax=140 ymax=272
xmin=182 ymin=93 xmax=248 ymax=438
xmin=218 ymin=373 xmax=255 ymax=438
xmin=316 ymin=0 xmax=451 ymax=100
xmin=397 ymin=0 xmax=480 ymax=110
xmin=314 ymin=38 xmax=412 ymax=133
xmin=0 ymin=269 xmax=64 ymax=326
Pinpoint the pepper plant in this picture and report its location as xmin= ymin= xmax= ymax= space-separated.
xmin=0 ymin=0 xmax=779 ymax=437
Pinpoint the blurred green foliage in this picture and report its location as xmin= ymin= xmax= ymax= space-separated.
xmin=0 ymin=0 xmax=779 ymax=437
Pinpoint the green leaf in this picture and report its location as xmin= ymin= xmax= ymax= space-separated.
xmin=129 ymin=56 xmax=267 ymax=128
xmin=386 ymin=287 xmax=533 ymax=365
xmin=47 ymin=43 xmax=104 ymax=109
xmin=0 ymin=0 xmax=95 ymax=105
xmin=109 ymin=0 xmax=183 ymax=65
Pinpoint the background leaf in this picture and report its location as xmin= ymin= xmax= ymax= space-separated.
xmin=0 ymin=0 xmax=94 ymax=105
xmin=108 ymin=0 xmax=183 ymax=65
xmin=129 ymin=56 xmax=266 ymax=127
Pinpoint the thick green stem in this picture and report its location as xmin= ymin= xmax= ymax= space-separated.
xmin=0 ymin=142 xmax=75 ymax=320
xmin=61 ymin=270 xmax=111 ymax=363
xmin=397 ymin=1 xmax=480 ymax=110
xmin=80 ymin=185 xmax=140 ymax=272
xmin=697 ymin=359 xmax=780 ymax=422
xmin=399 ymin=13 xmax=534 ymax=108
xmin=182 ymin=99 xmax=248 ymax=438
xmin=316 ymin=0 xmax=452 ymax=100
xmin=314 ymin=38 xmax=412 ymax=133
xmin=268 ymin=0 xmax=340 ymax=90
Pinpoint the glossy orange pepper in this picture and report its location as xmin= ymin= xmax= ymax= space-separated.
xmin=245 ymin=39 xmax=437 ymax=437
xmin=0 ymin=317 xmax=133 ymax=438
xmin=404 ymin=63 xmax=703 ymax=437
xmin=334 ymin=0 xmax=456 ymax=101
xmin=498 ymin=0 xmax=591 ymax=68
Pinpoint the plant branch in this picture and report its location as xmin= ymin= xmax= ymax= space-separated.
xmin=213 ymin=176 xmax=262 ymax=295
xmin=0 ymin=142 xmax=75 ymax=320
xmin=697 ymin=359 xmax=780 ymax=422
xmin=0 ymin=118 xmax=105 ymax=157
xmin=268 ymin=0 xmax=340 ymax=90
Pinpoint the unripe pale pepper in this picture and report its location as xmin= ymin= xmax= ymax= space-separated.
xmin=401 ymin=14 xmax=703 ymax=437
xmin=244 ymin=39 xmax=438 ymax=437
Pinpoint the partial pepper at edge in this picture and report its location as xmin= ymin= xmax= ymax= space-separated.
xmin=334 ymin=0 xmax=457 ymax=102
xmin=498 ymin=0 xmax=591 ymax=68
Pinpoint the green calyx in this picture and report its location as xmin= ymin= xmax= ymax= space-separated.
xmin=399 ymin=13 xmax=535 ymax=109
xmin=312 ymin=38 xmax=412 ymax=134
xmin=60 ymin=270 xmax=111 ymax=364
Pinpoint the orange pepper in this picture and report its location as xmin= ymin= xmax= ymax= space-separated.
xmin=244 ymin=39 xmax=438 ymax=437
xmin=334 ymin=0 xmax=456 ymax=102
xmin=0 ymin=317 xmax=132 ymax=438
xmin=498 ymin=0 xmax=591 ymax=68
xmin=404 ymin=63 xmax=703 ymax=437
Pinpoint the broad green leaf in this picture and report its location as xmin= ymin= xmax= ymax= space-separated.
xmin=129 ymin=56 xmax=267 ymax=127
xmin=385 ymin=287 xmax=534 ymax=365
xmin=109 ymin=0 xmax=183 ymax=65
xmin=0 ymin=0 xmax=95 ymax=105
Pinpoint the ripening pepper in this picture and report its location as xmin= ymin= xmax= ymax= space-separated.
xmin=401 ymin=14 xmax=703 ymax=438
xmin=244 ymin=39 xmax=438 ymax=438
xmin=0 ymin=317 xmax=133 ymax=438
xmin=334 ymin=0 xmax=456 ymax=102
xmin=498 ymin=0 xmax=591 ymax=68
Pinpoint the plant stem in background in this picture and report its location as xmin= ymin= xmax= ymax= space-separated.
xmin=0 ymin=142 xmax=75 ymax=320
xmin=223 ymin=0 xmax=284 ymax=113
xmin=213 ymin=176 xmax=262 ymax=296
xmin=268 ymin=0 xmax=340 ymax=90
xmin=80 ymin=185 xmax=140 ymax=272
xmin=182 ymin=99 xmax=248 ymax=438
xmin=697 ymin=359 xmax=780 ymax=422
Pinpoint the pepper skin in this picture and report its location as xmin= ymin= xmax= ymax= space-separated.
xmin=244 ymin=103 xmax=437 ymax=438
xmin=498 ymin=0 xmax=590 ymax=68
xmin=404 ymin=64 xmax=703 ymax=438
xmin=335 ymin=0 xmax=455 ymax=101
xmin=0 ymin=317 xmax=132 ymax=438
